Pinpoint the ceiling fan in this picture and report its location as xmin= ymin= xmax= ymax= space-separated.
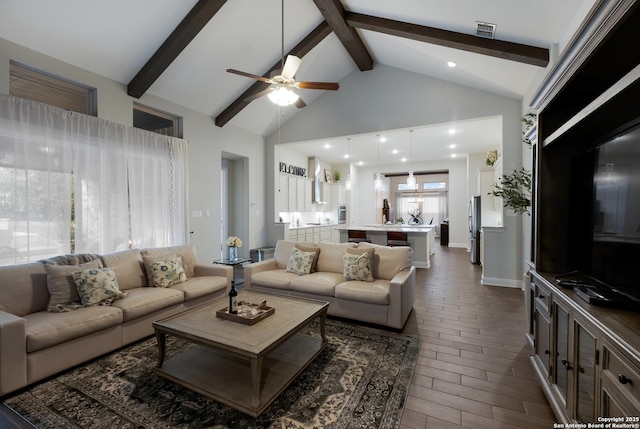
xmin=226 ymin=0 xmax=339 ymax=108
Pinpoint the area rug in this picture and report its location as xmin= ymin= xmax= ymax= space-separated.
xmin=4 ymin=319 xmax=420 ymax=429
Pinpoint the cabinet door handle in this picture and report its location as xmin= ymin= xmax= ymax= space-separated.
xmin=618 ymin=374 xmax=632 ymax=385
xmin=561 ymin=359 xmax=573 ymax=370
xmin=544 ymin=349 xmax=550 ymax=355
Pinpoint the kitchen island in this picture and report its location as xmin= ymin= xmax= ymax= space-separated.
xmin=336 ymin=225 xmax=435 ymax=268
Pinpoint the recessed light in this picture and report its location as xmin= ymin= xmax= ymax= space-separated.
xmin=449 ymin=144 xmax=456 ymax=149
xmin=392 ymin=149 xmax=398 ymax=154
xmin=324 ymin=144 xmax=331 ymax=149
xmin=448 ymin=129 xmax=456 ymax=135
xmin=380 ymin=137 xmax=387 ymax=143
xmin=451 ymin=154 xmax=458 ymax=158
xmin=401 ymin=157 xmax=407 ymax=162
xmin=358 ymin=161 xmax=363 ymax=166
xmin=344 ymin=154 xmax=349 ymax=159
xmin=447 ymin=61 xmax=456 ymax=68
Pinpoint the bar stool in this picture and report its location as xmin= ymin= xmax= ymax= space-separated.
xmin=387 ymin=231 xmax=410 ymax=247
xmin=348 ymin=230 xmax=370 ymax=243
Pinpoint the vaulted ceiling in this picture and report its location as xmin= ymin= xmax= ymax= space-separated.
xmin=0 ymin=0 xmax=595 ymax=161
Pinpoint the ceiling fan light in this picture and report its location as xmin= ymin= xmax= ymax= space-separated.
xmin=268 ymin=86 xmax=299 ymax=106
xmin=407 ymin=171 xmax=417 ymax=189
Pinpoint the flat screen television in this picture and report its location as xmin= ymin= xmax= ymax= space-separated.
xmin=565 ymin=119 xmax=640 ymax=306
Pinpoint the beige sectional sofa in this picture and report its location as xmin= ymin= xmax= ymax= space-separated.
xmin=244 ymin=240 xmax=416 ymax=330
xmin=0 ymin=244 xmax=232 ymax=396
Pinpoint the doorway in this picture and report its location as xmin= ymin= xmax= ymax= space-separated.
xmin=221 ymin=154 xmax=249 ymax=259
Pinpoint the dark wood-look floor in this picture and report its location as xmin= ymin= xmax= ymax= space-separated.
xmin=400 ymin=246 xmax=555 ymax=429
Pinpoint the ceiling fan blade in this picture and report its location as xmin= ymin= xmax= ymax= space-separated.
xmin=226 ymin=69 xmax=272 ymax=84
xmin=295 ymin=98 xmax=307 ymax=109
xmin=296 ymin=81 xmax=339 ymax=90
xmin=281 ymin=55 xmax=302 ymax=80
xmin=244 ymin=88 xmax=274 ymax=102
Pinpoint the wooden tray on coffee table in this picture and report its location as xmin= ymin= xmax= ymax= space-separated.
xmin=216 ymin=303 xmax=274 ymax=325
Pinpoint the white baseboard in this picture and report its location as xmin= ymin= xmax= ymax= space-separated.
xmin=447 ymin=242 xmax=468 ymax=249
xmin=481 ymin=275 xmax=522 ymax=288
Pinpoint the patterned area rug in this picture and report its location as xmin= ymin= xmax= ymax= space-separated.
xmin=4 ymin=319 xmax=420 ymax=429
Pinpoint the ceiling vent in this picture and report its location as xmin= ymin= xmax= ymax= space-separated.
xmin=476 ymin=21 xmax=496 ymax=39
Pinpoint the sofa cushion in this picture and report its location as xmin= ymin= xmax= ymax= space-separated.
xmin=149 ymin=255 xmax=187 ymax=287
xmin=100 ymin=249 xmax=146 ymax=290
xmin=73 ymin=267 xmax=127 ymax=306
xmin=250 ymin=269 xmax=298 ymax=291
xmin=290 ymin=272 xmax=344 ymax=297
xmin=335 ymin=280 xmax=390 ymax=305
xmin=141 ymin=244 xmax=196 ymax=285
xmin=273 ymin=240 xmax=315 ymax=269
xmin=170 ymin=276 xmax=227 ymax=301
xmin=25 ymin=306 xmax=123 ymax=353
xmin=45 ymin=259 xmax=103 ymax=312
xmin=294 ymin=244 xmax=320 ymax=272
xmin=0 ymin=262 xmax=48 ymax=316
xmin=286 ymin=247 xmax=317 ymax=276
xmin=343 ymin=251 xmax=374 ymax=282
xmin=316 ymin=242 xmax=356 ymax=274
xmin=357 ymin=242 xmax=412 ymax=280
xmin=110 ymin=287 xmax=184 ymax=322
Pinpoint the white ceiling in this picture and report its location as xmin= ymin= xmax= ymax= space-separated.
xmin=0 ymin=0 xmax=594 ymax=164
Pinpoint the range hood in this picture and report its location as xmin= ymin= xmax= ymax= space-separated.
xmin=308 ymin=156 xmax=328 ymax=204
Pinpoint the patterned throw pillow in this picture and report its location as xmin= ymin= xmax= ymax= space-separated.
xmin=150 ymin=255 xmax=187 ymax=287
xmin=72 ymin=267 xmax=127 ymax=307
xmin=286 ymin=247 xmax=316 ymax=276
xmin=343 ymin=251 xmax=374 ymax=282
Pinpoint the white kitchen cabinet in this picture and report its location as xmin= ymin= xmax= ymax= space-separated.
xmin=276 ymin=174 xmax=289 ymax=214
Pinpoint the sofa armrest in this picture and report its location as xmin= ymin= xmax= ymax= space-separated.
xmin=243 ymin=259 xmax=278 ymax=289
xmin=0 ymin=311 xmax=27 ymax=396
xmin=387 ymin=266 xmax=416 ymax=329
xmin=194 ymin=264 xmax=233 ymax=290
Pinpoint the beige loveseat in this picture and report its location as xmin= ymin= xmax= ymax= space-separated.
xmin=0 ymin=244 xmax=232 ymax=397
xmin=244 ymin=240 xmax=416 ymax=329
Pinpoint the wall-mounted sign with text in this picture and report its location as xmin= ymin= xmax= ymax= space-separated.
xmin=279 ymin=162 xmax=306 ymax=177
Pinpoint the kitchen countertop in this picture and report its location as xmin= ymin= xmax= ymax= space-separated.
xmin=336 ymin=224 xmax=435 ymax=233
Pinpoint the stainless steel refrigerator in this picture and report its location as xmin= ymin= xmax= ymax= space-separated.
xmin=469 ymin=195 xmax=481 ymax=264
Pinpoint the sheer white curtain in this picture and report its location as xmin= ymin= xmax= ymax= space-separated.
xmin=0 ymin=94 xmax=188 ymax=265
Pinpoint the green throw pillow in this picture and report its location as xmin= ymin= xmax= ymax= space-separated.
xmin=286 ymin=247 xmax=316 ymax=276
xmin=343 ymin=251 xmax=374 ymax=282
xmin=150 ymin=255 xmax=187 ymax=287
xmin=73 ymin=267 xmax=127 ymax=306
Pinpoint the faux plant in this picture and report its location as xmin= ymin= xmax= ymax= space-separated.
xmin=490 ymin=167 xmax=532 ymax=215
xmin=334 ymin=171 xmax=341 ymax=182
xmin=522 ymin=113 xmax=537 ymax=146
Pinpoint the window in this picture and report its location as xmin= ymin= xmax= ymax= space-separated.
xmin=0 ymin=95 xmax=188 ymax=266
xmin=9 ymin=61 xmax=96 ymax=115
xmin=133 ymin=103 xmax=182 ymax=137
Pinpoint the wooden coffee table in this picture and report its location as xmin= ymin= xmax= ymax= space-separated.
xmin=152 ymin=291 xmax=329 ymax=417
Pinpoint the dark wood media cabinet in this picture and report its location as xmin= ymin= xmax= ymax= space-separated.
xmin=526 ymin=270 xmax=640 ymax=422
xmin=527 ymin=0 xmax=640 ymax=423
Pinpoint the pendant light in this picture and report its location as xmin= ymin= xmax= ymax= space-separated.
xmin=344 ymin=137 xmax=352 ymax=190
xmin=406 ymin=129 xmax=417 ymax=190
xmin=374 ymin=134 xmax=383 ymax=189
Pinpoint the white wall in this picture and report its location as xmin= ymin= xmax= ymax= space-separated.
xmin=0 ymin=38 xmax=267 ymax=263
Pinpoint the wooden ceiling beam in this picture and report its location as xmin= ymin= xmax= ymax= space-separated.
xmin=215 ymin=21 xmax=332 ymax=128
xmin=345 ymin=12 xmax=549 ymax=68
xmin=312 ymin=0 xmax=373 ymax=71
xmin=127 ymin=0 xmax=229 ymax=98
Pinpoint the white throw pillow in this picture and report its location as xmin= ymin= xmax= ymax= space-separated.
xmin=343 ymin=251 xmax=374 ymax=282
